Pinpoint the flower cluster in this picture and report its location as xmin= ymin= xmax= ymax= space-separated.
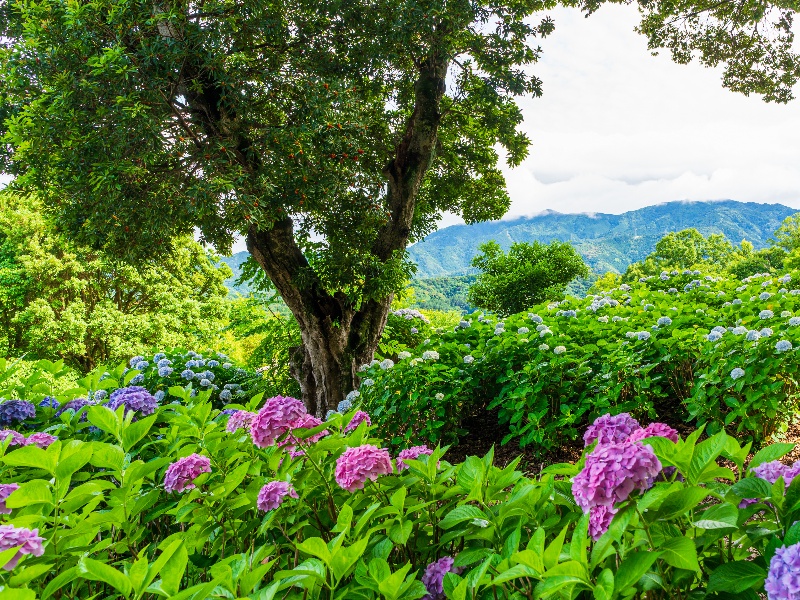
xmin=107 ymin=386 xmax=159 ymax=418
xmin=164 ymin=454 xmax=211 ymax=493
xmin=583 ymin=413 xmax=640 ymax=446
xmin=344 ymin=411 xmax=371 ymax=433
xmin=396 ymin=445 xmax=433 ymax=471
xmin=422 ymin=556 xmax=462 ymax=600
xmin=335 ymin=445 xmax=393 ymax=492
xmin=765 ymin=542 xmax=800 ymax=600
xmin=257 ymin=481 xmax=298 ymax=512
xmin=250 ymin=396 xmax=307 ymax=448
xmin=0 ymin=525 xmax=44 ymax=570
xmin=0 ymin=400 xmax=36 ymax=425
xmin=627 ymin=422 xmax=679 ymax=444
xmin=0 ymin=484 xmax=19 ymax=514
xmin=55 ymin=398 xmax=95 ymax=421
xmin=225 ymin=410 xmax=255 ymax=433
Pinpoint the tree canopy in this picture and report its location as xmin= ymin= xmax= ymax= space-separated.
xmin=468 ymin=240 xmax=589 ymax=316
xmin=0 ymin=193 xmax=231 ymax=370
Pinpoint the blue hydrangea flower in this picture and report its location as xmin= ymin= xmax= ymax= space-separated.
xmin=707 ymin=331 xmax=722 ymax=342
xmin=199 ymin=378 xmax=211 ymax=387
xmin=154 ymin=390 xmax=165 ymax=401
xmin=776 ymin=340 xmax=793 ymax=353
xmin=56 ymin=398 xmax=95 ymax=420
xmin=130 ymin=374 xmax=145 ymax=385
xmin=93 ymin=389 xmax=108 ymax=401
xmin=760 ymin=310 xmax=775 ymax=320
xmin=219 ymin=389 xmax=232 ymax=401
xmin=129 ymin=356 xmax=144 ymax=367
xmin=207 ymin=360 xmax=219 ymax=368
xmin=657 ymin=317 xmax=672 ymax=326
xmin=325 ymin=410 xmax=337 ymax=420
xmin=203 ymin=371 xmax=215 ymax=382
xmin=181 ymin=370 xmax=195 ymax=380
xmin=731 ymin=368 xmax=745 ymax=380
xmin=789 ymin=317 xmax=800 ymax=327
xmin=134 ymin=361 xmax=149 ymax=371
xmin=760 ymin=292 xmax=772 ymax=301
xmin=158 ymin=367 xmax=173 ymax=377
xmin=361 ymin=378 xmax=375 ymax=387
xmin=195 ymin=359 xmax=206 ymax=367
xmin=156 ymin=358 xmax=171 ymax=368
xmin=761 ymin=328 xmax=774 ymax=337
xmin=732 ymin=326 xmax=748 ymax=335
xmin=222 ymin=362 xmax=233 ymax=369
xmin=39 ymin=396 xmax=60 ymax=410
xmin=637 ymin=331 xmax=651 ymax=341
xmin=185 ymin=360 xmax=197 ymax=368
xmin=153 ymin=353 xmax=166 ymax=362
xmin=732 ymin=298 xmax=743 ymax=305
xmin=0 ymin=400 xmax=36 ymax=425
xmin=746 ymin=330 xmax=761 ymax=342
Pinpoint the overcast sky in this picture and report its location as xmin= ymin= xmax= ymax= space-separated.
xmin=479 ymin=4 xmax=800 ymax=227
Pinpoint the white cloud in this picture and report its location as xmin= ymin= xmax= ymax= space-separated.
xmin=496 ymin=4 xmax=800 ymax=220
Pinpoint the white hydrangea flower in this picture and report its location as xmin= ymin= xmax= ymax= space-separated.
xmin=730 ymin=368 xmax=745 ymax=380
xmin=539 ymin=328 xmax=552 ymax=337
xmin=535 ymin=324 xmax=548 ymax=332
xmin=598 ymin=316 xmax=609 ymax=323
xmin=538 ymin=344 xmax=550 ymax=351
xmin=732 ymin=299 xmax=743 ymax=305
xmin=528 ymin=314 xmax=543 ymax=324
xmin=780 ymin=274 xmax=792 ymax=284
xmin=760 ymin=328 xmax=773 ymax=337
xmin=612 ymin=316 xmax=623 ymax=322
xmin=762 ymin=280 xmax=773 ymax=287
xmin=780 ymin=288 xmax=788 ymax=294
xmin=422 ymin=350 xmax=440 ymax=361
xmin=410 ymin=358 xmax=422 ymax=366
xmin=657 ymin=317 xmax=672 ymax=326
xmin=776 ymin=340 xmax=793 ymax=353
xmin=518 ymin=326 xmax=530 ymax=335
xmin=760 ymin=310 xmax=774 ymax=320
xmin=380 ymin=359 xmax=395 ymax=370
xmin=732 ymin=326 xmax=747 ymax=335
xmin=760 ymin=292 xmax=772 ymax=301
xmin=791 ymin=290 xmax=800 ymax=295
xmin=789 ymin=317 xmax=800 ymax=326
xmin=361 ymin=378 xmax=375 ymax=387
xmin=398 ymin=351 xmax=412 ymax=360
xmin=553 ymin=346 xmax=566 ymax=355
xmin=637 ymin=331 xmax=651 ymax=341
xmin=463 ymin=355 xmax=474 ymax=364
xmin=625 ymin=331 xmax=636 ymax=338
xmin=434 ymin=393 xmax=445 ymax=401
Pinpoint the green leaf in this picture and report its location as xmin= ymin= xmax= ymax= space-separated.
xmin=731 ymin=477 xmax=773 ymax=500
xmin=3 ymin=445 xmax=57 ymax=475
xmin=439 ymin=505 xmax=487 ymax=530
xmin=78 ymin=556 xmax=132 ymax=597
xmin=750 ymin=443 xmax=795 ymax=470
xmin=5 ymin=479 xmax=53 ymax=508
xmin=297 ymin=537 xmax=332 ymax=565
xmin=156 ymin=539 xmax=188 ymax=596
xmin=121 ymin=414 xmax=157 ymax=453
xmin=654 ymin=486 xmax=709 ymax=520
xmin=614 ymin=551 xmax=660 ymax=594
xmin=659 ymin=537 xmax=700 ymax=572
xmin=693 ymin=503 xmax=739 ymax=529
xmin=707 ymin=561 xmax=766 ymax=593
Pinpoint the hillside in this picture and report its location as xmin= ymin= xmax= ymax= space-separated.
xmin=408 ymin=200 xmax=797 ymax=278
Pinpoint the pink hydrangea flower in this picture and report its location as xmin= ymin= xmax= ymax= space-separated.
xmin=583 ymin=413 xmax=640 ymax=447
xmin=344 ymin=411 xmax=371 ymax=433
xmin=572 ymin=440 xmax=662 ymax=510
xmin=422 ymin=556 xmax=462 ymax=600
xmin=0 ymin=484 xmax=19 ymax=514
xmin=164 ymin=453 xmax=211 ymax=493
xmin=588 ymin=505 xmax=617 ymax=540
xmin=257 ymin=481 xmax=299 ymax=511
xmin=0 ymin=525 xmax=44 ymax=570
xmin=626 ymin=423 xmax=679 ymax=444
xmin=250 ymin=396 xmax=307 ymax=448
xmin=279 ymin=414 xmax=328 ymax=453
xmin=26 ymin=432 xmax=58 ymax=449
xmin=396 ymin=445 xmax=434 ymax=471
xmin=335 ymin=445 xmax=393 ymax=492
xmin=226 ymin=410 xmax=255 ymax=433
xmin=0 ymin=430 xmax=27 ymax=447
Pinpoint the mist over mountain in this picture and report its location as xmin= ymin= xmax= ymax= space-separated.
xmin=408 ymin=200 xmax=797 ymax=278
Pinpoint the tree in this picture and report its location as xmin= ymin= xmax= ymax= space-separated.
xmin=467 ymin=240 xmax=589 ymax=316
xmin=2 ymin=0 xmax=797 ymax=415
xmin=0 ymin=193 xmax=231 ymax=370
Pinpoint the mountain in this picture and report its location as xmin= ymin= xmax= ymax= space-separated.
xmin=408 ymin=200 xmax=797 ymax=278
xmin=218 ymin=252 xmax=252 ymax=296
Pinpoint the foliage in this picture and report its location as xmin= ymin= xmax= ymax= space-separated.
xmin=0 ymin=193 xmax=232 ymax=371
xmin=360 ymin=269 xmax=800 ymax=452
xmin=407 ymin=275 xmax=476 ymax=313
xmin=468 ymin=241 xmax=589 ymax=318
xmin=0 ymin=375 xmax=794 ymax=599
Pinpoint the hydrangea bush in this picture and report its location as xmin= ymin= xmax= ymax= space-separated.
xmin=359 ymin=269 xmax=800 ymax=451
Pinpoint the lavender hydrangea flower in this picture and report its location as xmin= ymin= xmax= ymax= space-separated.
xmin=627 ymin=423 xmax=679 ymax=444
xmin=0 ymin=484 xmax=19 ymax=514
xmin=250 ymin=396 xmax=307 ymax=448
xmin=257 ymin=481 xmax=298 ymax=511
xmin=26 ymin=432 xmax=57 ymax=449
xmin=583 ymin=413 xmax=640 ymax=447
xmin=777 ymin=340 xmax=793 ymax=353
xmin=55 ymin=398 xmax=95 ymax=421
xmin=335 ymin=445 xmax=393 ymax=492
xmin=0 ymin=401 xmax=35 ymax=425
xmin=396 ymin=445 xmax=434 ymax=471
xmin=572 ymin=441 xmax=662 ymax=510
xmin=589 ymin=505 xmax=617 ymax=540
xmin=0 ymin=430 xmax=26 ymax=447
xmin=344 ymin=411 xmax=371 ymax=433
xmin=107 ymin=386 xmax=158 ymax=418
xmin=164 ymin=454 xmax=211 ymax=493
xmin=0 ymin=525 xmax=45 ymax=570
xmin=765 ymin=542 xmax=800 ymax=600
xmin=422 ymin=557 xmax=463 ymax=600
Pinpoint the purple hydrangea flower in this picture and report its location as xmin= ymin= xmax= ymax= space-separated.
xmin=766 ymin=542 xmax=800 ymax=600
xmin=26 ymin=432 xmax=57 ymax=449
xmin=256 ymin=481 xmax=298 ymax=511
xmin=335 ymin=445 xmax=393 ymax=492
xmin=572 ymin=441 xmax=662 ymax=510
xmin=226 ymin=410 xmax=256 ymax=433
xmin=589 ymin=505 xmax=617 ymax=540
xmin=0 ymin=430 xmax=27 ymax=447
xmin=107 ymin=386 xmax=158 ymax=418
xmin=250 ymin=396 xmax=307 ymax=448
xmin=396 ymin=445 xmax=434 ymax=471
xmin=0 ymin=484 xmax=19 ymax=514
xmin=626 ymin=423 xmax=679 ymax=444
xmin=583 ymin=413 xmax=640 ymax=447
xmin=164 ymin=454 xmax=211 ymax=493
xmin=751 ymin=460 xmax=800 ymax=488
xmin=0 ymin=401 xmax=35 ymax=425
xmin=344 ymin=411 xmax=371 ymax=433
xmin=421 ymin=557 xmax=463 ymax=600
xmin=0 ymin=525 xmax=44 ymax=570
